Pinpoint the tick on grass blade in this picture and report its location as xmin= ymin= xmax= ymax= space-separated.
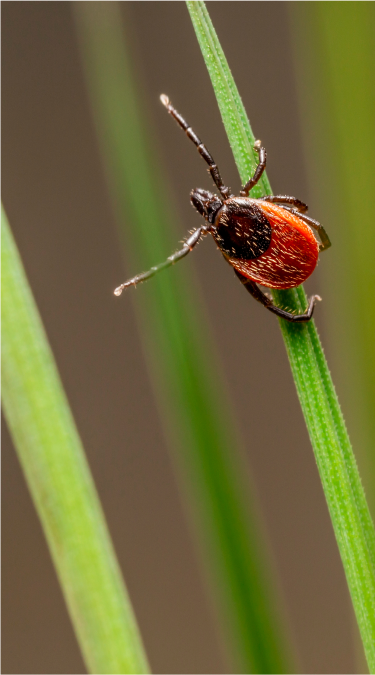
xmin=114 ymin=95 xmax=331 ymax=322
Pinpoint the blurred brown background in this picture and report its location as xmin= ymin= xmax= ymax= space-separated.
xmin=2 ymin=2 xmax=357 ymax=673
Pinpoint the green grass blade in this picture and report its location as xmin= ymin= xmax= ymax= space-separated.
xmin=74 ymin=4 xmax=294 ymax=673
xmin=186 ymin=1 xmax=375 ymax=670
xmin=1 ymin=206 xmax=150 ymax=675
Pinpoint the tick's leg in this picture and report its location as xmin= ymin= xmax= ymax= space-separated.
xmin=240 ymin=141 xmax=267 ymax=196
xmin=160 ymin=95 xmax=232 ymax=200
xmin=279 ymin=208 xmax=331 ymax=252
xmin=258 ymin=195 xmax=308 ymax=212
xmin=114 ymin=227 xmax=205 ymax=296
xmin=234 ymin=269 xmax=321 ymax=322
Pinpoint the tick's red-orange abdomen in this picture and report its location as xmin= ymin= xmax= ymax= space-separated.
xmin=229 ymin=201 xmax=319 ymax=289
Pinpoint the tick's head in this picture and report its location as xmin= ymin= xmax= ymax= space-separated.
xmin=190 ymin=188 xmax=222 ymax=225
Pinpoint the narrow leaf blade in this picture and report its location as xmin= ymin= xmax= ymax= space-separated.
xmin=1 ymin=206 xmax=150 ymax=675
xmin=187 ymin=2 xmax=375 ymax=670
xmin=74 ymin=4 xmax=294 ymax=673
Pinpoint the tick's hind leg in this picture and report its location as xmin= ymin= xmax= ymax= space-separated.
xmin=114 ymin=226 xmax=206 ymax=296
xmin=258 ymin=197 xmax=331 ymax=252
xmin=234 ymin=270 xmax=321 ymax=322
xmin=259 ymin=195 xmax=308 ymax=212
xmin=281 ymin=209 xmax=331 ymax=252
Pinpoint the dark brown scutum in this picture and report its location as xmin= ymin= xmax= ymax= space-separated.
xmin=213 ymin=197 xmax=272 ymax=260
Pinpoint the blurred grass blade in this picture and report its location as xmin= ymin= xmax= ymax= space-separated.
xmin=186 ymin=1 xmax=375 ymax=670
xmin=1 ymin=206 xmax=150 ymax=675
xmin=74 ymin=3 xmax=294 ymax=673
xmin=288 ymin=3 xmax=375 ymax=514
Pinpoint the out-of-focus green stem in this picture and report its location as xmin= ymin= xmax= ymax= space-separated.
xmin=1 ymin=206 xmax=150 ymax=675
xmin=289 ymin=2 xmax=375 ymax=514
xmin=74 ymin=3 xmax=294 ymax=673
xmin=187 ymin=2 xmax=375 ymax=671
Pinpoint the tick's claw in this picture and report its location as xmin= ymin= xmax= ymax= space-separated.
xmin=160 ymin=93 xmax=169 ymax=107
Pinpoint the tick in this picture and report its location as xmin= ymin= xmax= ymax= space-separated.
xmin=114 ymin=95 xmax=331 ymax=322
